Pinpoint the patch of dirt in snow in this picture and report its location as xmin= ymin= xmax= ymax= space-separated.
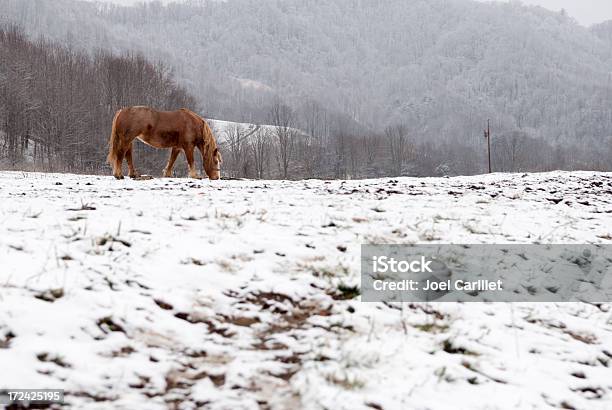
xmin=0 ymin=171 xmax=611 ymax=409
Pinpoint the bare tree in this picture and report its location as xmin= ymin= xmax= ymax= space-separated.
xmin=362 ymin=135 xmax=381 ymax=178
xmin=224 ymin=123 xmax=247 ymax=178
xmin=385 ymin=124 xmax=413 ymax=176
xmin=492 ymin=131 xmax=530 ymax=172
xmin=332 ymin=132 xmax=348 ymax=179
xmin=268 ymin=101 xmax=297 ymax=179
xmin=251 ymin=128 xmax=270 ymax=179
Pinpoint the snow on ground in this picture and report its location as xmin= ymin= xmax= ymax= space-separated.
xmin=0 ymin=170 xmax=611 ymax=409
xmin=232 ymin=77 xmax=274 ymax=93
xmin=207 ymin=119 xmax=307 ymax=147
xmin=207 ymin=119 xmax=260 ymax=145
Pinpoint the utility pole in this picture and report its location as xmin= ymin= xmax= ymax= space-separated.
xmin=484 ymin=119 xmax=492 ymax=173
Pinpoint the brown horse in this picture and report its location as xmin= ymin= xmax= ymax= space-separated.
xmin=107 ymin=106 xmax=222 ymax=180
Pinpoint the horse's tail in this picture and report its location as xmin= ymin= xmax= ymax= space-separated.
xmin=107 ymin=109 xmax=122 ymax=165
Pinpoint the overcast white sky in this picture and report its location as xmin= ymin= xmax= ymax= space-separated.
xmin=88 ymin=0 xmax=612 ymax=27
xmin=478 ymin=0 xmax=612 ymax=26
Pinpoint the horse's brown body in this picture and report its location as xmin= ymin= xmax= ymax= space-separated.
xmin=107 ymin=106 xmax=222 ymax=179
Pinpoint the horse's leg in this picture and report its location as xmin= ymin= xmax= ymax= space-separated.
xmin=126 ymin=144 xmax=139 ymax=178
xmin=113 ymin=146 xmax=125 ymax=180
xmin=185 ymin=145 xmax=200 ymax=179
xmin=196 ymin=142 xmax=206 ymax=176
xmin=163 ymin=148 xmax=181 ymax=177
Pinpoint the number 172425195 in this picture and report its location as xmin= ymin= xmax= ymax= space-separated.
xmin=0 ymin=389 xmax=64 ymax=405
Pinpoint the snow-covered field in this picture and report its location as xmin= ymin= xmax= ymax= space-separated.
xmin=1 ymin=170 xmax=612 ymax=409
xmin=208 ymin=119 xmax=307 ymax=147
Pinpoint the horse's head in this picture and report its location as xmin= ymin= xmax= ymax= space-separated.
xmin=205 ymin=147 xmax=222 ymax=180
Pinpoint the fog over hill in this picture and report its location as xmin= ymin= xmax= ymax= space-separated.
xmin=1 ymin=0 xmax=611 ymax=175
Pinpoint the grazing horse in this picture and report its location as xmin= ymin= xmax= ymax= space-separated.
xmin=107 ymin=106 xmax=222 ymax=180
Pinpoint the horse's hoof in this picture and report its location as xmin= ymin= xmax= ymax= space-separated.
xmin=114 ymin=175 xmax=124 ymax=180
xmin=129 ymin=174 xmax=140 ymax=179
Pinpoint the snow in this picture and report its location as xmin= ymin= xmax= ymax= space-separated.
xmin=233 ymin=77 xmax=274 ymax=93
xmin=208 ymin=119 xmax=307 ymax=145
xmin=0 ymin=170 xmax=611 ymax=409
xmin=207 ymin=119 xmax=260 ymax=144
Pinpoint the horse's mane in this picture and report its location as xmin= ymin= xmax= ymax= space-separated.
xmin=180 ymin=108 xmax=217 ymax=152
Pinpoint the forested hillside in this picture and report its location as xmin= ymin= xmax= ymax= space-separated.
xmin=1 ymin=0 xmax=611 ymax=176
xmin=0 ymin=24 xmax=194 ymax=173
xmin=592 ymin=20 xmax=612 ymax=49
